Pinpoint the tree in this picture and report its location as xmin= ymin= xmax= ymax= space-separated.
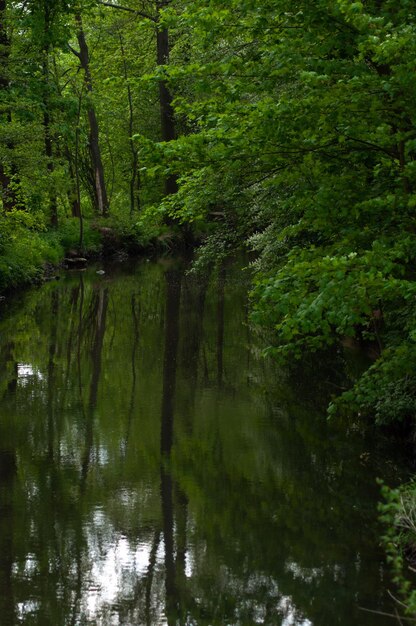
xmin=71 ymin=11 xmax=109 ymax=216
xmin=147 ymin=0 xmax=416 ymax=423
xmin=0 ymin=0 xmax=18 ymax=212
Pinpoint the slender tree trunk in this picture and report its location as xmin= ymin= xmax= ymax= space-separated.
xmin=75 ymin=14 xmax=109 ymax=216
xmin=65 ymin=147 xmax=82 ymax=218
xmin=51 ymin=54 xmax=82 ymax=220
xmin=96 ymin=1 xmax=175 ymax=206
xmin=42 ymin=3 xmax=58 ymax=227
xmin=75 ymin=90 xmax=84 ymax=247
xmin=42 ymin=60 xmax=58 ymax=227
xmin=0 ymin=0 xmax=18 ymax=212
xmin=119 ymin=32 xmax=140 ymax=214
xmin=43 ymin=112 xmax=58 ymax=227
xmin=0 ymin=164 xmax=15 ymax=212
xmin=156 ymin=1 xmax=194 ymax=243
xmin=156 ymin=1 xmax=177 ymax=197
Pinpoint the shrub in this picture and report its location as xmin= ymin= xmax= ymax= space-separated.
xmin=380 ymin=480 xmax=416 ymax=617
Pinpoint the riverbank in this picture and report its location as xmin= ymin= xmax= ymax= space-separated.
xmin=0 ymin=216 xmax=175 ymax=297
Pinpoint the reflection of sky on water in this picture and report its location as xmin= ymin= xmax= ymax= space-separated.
xmin=9 ymin=481 xmax=316 ymax=624
xmin=17 ymin=600 xmax=41 ymax=621
xmin=286 ymin=562 xmax=323 ymax=583
xmin=68 ymin=508 xmax=312 ymax=625
xmin=17 ymin=363 xmax=44 ymax=384
xmin=13 ymin=554 xmax=38 ymax=577
xmin=81 ymin=508 xmax=165 ymax=623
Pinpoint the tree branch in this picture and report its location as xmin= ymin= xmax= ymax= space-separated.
xmin=97 ymin=1 xmax=156 ymax=22
xmin=68 ymin=43 xmax=81 ymax=59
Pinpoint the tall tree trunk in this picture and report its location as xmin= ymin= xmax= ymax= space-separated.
xmin=51 ymin=53 xmax=82 ymax=221
xmin=0 ymin=162 xmax=15 ymax=212
xmin=95 ymin=1 xmax=175 ymax=206
xmin=0 ymin=0 xmax=18 ymax=212
xmin=75 ymin=14 xmax=109 ymax=216
xmin=42 ymin=3 xmax=58 ymax=227
xmin=156 ymin=1 xmax=193 ymax=244
xmin=156 ymin=1 xmax=177 ymax=197
xmin=42 ymin=59 xmax=58 ymax=227
xmin=65 ymin=147 xmax=82 ymax=218
xmin=119 ymin=31 xmax=140 ymax=214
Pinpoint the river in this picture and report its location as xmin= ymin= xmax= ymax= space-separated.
xmin=0 ymin=257 xmax=408 ymax=625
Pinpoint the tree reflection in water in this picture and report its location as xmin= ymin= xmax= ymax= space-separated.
xmin=0 ymin=259 xmax=408 ymax=625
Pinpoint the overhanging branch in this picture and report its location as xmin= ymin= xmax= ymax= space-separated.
xmin=68 ymin=43 xmax=81 ymax=59
xmin=97 ymin=1 xmax=156 ymax=22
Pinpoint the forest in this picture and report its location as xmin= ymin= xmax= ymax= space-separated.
xmin=1 ymin=0 xmax=416 ymax=620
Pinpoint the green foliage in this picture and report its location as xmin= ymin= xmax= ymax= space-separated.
xmin=379 ymin=480 xmax=416 ymax=616
xmin=104 ymin=214 xmax=161 ymax=254
xmin=0 ymin=212 xmax=61 ymax=291
xmin=330 ymin=342 xmax=416 ymax=424
xmin=48 ymin=218 xmax=101 ymax=254
xmin=146 ymin=0 xmax=416 ymax=425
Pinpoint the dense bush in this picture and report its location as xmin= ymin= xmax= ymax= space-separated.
xmin=0 ymin=211 xmax=61 ymax=291
xmin=380 ymin=480 xmax=416 ymax=617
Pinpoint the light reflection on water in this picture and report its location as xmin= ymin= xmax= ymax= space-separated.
xmin=0 ymin=259 xmax=409 ymax=625
xmin=78 ymin=523 xmax=316 ymax=626
xmin=17 ymin=363 xmax=44 ymax=382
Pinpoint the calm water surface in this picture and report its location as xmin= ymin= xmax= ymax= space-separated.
xmin=0 ymin=259 xmax=408 ymax=625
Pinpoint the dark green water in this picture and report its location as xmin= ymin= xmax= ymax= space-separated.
xmin=0 ymin=259 xmax=408 ymax=625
